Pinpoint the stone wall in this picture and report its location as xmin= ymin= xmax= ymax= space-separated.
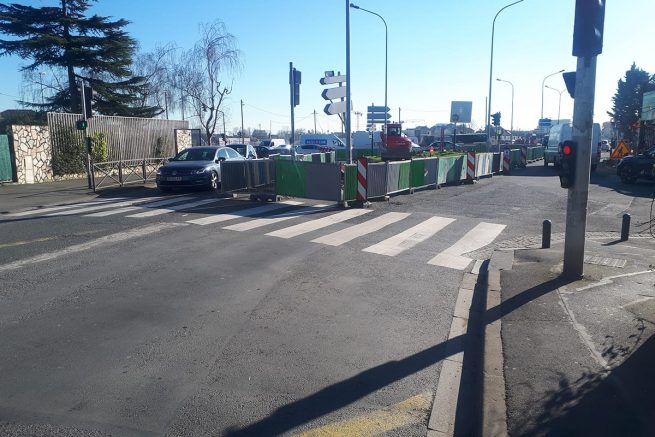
xmin=10 ymin=125 xmax=53 ymax=184
xmin=175 ymin=129 xmax=193 ymax=153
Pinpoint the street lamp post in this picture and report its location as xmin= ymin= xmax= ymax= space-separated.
xmin=496 ymin=78 xmax=514 ymax=144
xmin=487 ymin=0 xmax=524 ymax=151
xmin=545 ymin=85 xmax=564 ymax=124
xmin=540 ymin=69 xmax=565 ymax=120
xmin=350 ymin=3 xmax=388 ymax=133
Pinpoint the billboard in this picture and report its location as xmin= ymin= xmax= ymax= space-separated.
xmin=641 ymin=91 xmax=655 ymax=121
xmin=450 ymin=101 xmax=473 ymax=123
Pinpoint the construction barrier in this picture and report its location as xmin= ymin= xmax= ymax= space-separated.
xmin=467 ymin=152 xmax=476 ymax=181
xmin=357 ymin=157 xmax=367 ymax=201
xmin=475 ymin=153 xmax=495 ymax=177
xmin=386 ymin=161 xmax=411 ymax=195
xmin=367 ymin=162 xmax=389 ymax=199
xmin=521 ymin=146 xmax=528 ymax=167
xmin=343 ymin=164 xmax=358 ymax=202
xmin=438 ymin=156 xmax=467 ymax=185
xmin=503 ymin=150 xmax=511 ymax=175
xmin=410 ymin=157 xmax=438 ymax=189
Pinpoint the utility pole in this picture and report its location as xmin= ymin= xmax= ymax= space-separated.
xmin=398 ymin=107 xmax=401 ymax=123
xmin=563 ymin=0 xmax=605 ymax=279
xmin=345 ymin=0 xmax=353 ymax=163
xmin=240 ymin=99 xmax=245 ymax=143
xmin=313 ymin=109 xmax=317 ymax=133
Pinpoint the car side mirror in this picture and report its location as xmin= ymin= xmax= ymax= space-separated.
xmin=217 ymin=157 xmax=226 ymax=162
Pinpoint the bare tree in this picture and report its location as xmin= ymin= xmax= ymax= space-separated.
xmin=178 ymin=20 xmax=240 ymax=144
xmin=131 ymin=43 xmax=178 ymax=117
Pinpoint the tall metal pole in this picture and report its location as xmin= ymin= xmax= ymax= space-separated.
xmin=487 ymin=0 xmax=524 ymax=149
xmin=546 ymin=85 xmax=564 ymax=124
xmin=563 ymin=56 xmax=597 ymax=279
xmin=289 ymin=62 xmax=295 ymax=151
xmin=314 ymin=109 xmax=317 ymax=133
xmin=345 ymin=0 xmax=352 ymax=163
xmin=497 ymin=78 xmax=514 ymax=144
xmin=541 ymin=69 xmax=565 ymax=120
xmin=484 ymin=0 xmax=523 ymax=152
xmin=240 ymin=99 xmax=245 ymax=143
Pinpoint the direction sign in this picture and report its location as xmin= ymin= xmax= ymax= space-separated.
xmin=367 ymin=113 xmax=389 ymax=122
xmin=367 ymin=105 xmax=390 ymax=113
xmin=322 ymin=86 xmax=347 ymax=100
xmin=320 ymin=75 xmax=347 ymax=85
xmin=324 ymin=100 xmax=347 ymax=115
xmin=450 ymin=101 xmax=472 ymax=124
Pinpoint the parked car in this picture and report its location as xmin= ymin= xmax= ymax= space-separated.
xmin=269 ymin=144 xmax=293 ymax=155
xmin=230 ymin=143 xmax=258 ymax=159
xmin=616 ymin=146 xmax=655 ymax=184
xmin=294 ymin=143 xmax=338 ymax=154
xmin=255 ymin=145 xmax=272 ymax=158
xmin=156 ymin=146 xmax=244 ymax=192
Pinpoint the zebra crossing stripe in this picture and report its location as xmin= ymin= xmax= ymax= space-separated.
xmin=311 ymin=212 xmax=410 ymax=246
xmin=362 ymin=216 xmax=455 ymax=256
xmin=266 ymin=209 xmax=372 ymax=239
xmin=126 ymin=198 xmax=224 ymax=218
xmin=186 ymin=201 xmax=303 ymax=225
xmin=223 ymin=204 xmax=331 ymax=232
xmin=85 ymin=196 xmax=196 ymax=217
xmin=428 ymin=222 xmax=506 ymax=270
xmin=4 ymin=198 xmax=127 ymax=218
xmin=46 ymin=197 xmax=166 ymax=216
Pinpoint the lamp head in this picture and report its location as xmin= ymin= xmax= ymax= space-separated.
xmin=350 ymin=3 xmax=360 ymax=8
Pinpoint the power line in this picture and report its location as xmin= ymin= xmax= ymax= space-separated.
xmin=242 ymin=102 xmax=287 ymax=118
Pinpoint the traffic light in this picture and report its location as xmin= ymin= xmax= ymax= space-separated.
xmin=290 ymin=67 xmax=301 ymax=107
xmin=76 ymin=119 xmax=88 ymax=130
xmin=559 ymin=140 xmax=577 ymax=188
xmin=491 ymin=112 xmax=501 ymax=127
xmin=573 ymin=0 xmax=605 ymax=57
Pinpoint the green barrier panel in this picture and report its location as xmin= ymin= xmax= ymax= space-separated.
xmin=275 ymin=159 xmax=307 ymax=197
xmin=410 ymin=159 xmax=426 ymax=187
xmin=510 ymin=149 xmax=521 ymax=166
xmin=398 ymin=161 xmax=411 ymax=191
xmin=344 ymin=164 xmax=357 ymax=201
xmin=458 ymin=155 xmax=467 ymax=180
xmin=438 ymin=156 xmax=464 ymax=184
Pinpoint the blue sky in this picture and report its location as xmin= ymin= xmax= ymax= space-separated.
xmin=1 ymin=0 xmax=654 ymax=134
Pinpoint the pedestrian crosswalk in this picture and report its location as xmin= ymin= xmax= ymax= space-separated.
xmin=3 ymin=195 xmax=509 ymax=271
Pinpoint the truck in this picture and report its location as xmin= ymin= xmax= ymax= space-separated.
xmin=380 ymin=123 xmax=412 ymax=160
xmin=544 ymin=122 xmax=600 ymax=172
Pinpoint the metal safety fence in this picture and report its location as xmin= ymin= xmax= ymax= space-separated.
xmin=91 ymin=158 xmax=167 ymax=191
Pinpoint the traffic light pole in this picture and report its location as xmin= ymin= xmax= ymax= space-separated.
xmin=563 ymin=55 xmax=597 ymax=279
xmin=80 ymin=81 xmax=93 ymax=190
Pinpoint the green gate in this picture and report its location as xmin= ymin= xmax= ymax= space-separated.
xmin=0 ymin=135 xmax=13 ymax=182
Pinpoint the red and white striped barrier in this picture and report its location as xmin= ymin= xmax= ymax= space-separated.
xmin=467 ymin=151 xmax=476 ymax=181
xmin=357 ymin=157 xmax=367 ymax=201
xmin=521 ymin=145 xmax=527 ymax=167
xmin=503 ymin=150 xmax=511 ymax=175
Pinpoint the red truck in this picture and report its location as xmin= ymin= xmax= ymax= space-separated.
xmin=380 ymin=123 xmax=412 ymax=160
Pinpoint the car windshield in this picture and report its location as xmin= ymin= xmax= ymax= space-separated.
xmin=231 ymin=144 xmax=247 ymax=154
xmin=173 ymin=148 xmax=216 ymax=161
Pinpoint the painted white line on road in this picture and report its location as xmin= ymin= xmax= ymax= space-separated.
xmin=362 ymin=216 xmax=455 ymax=257
xmin=311 ymin=212 xmax=410 ymax=246
xmin=223 ymin=204 xmax=330 ymax=232
xmin=428 ymin=222 xmax=506 ymax=270
xmin=126 ymin=198 xmax=223 ymax=218
xmin=0 ymin=222 xmax=185 ymax=274
xmin=46 ymin=197 xmax=166 ymax=216
xmin=266 ymin=209 xmax=372 ymax=239
xmin=3 ymin=198 xmax=127 ymax=218
xmin=186 ymin=201 xmax=303 ymax=226
xmin=85 ymin=196 xmax=196 ymax=217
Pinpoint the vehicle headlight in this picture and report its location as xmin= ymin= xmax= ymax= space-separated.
xmin=192 ymin=168 xmax=207 ymax=175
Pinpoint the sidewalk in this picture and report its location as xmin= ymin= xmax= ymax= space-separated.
xmin=0 ymin=179 xmax=158 ymax=214
xmin=498 ymin=235 xmax=655 ymax=436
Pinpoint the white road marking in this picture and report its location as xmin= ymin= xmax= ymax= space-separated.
xmin=126 ymin=198 xmax=224 ymax=218
xmin=84 ymin=196 xmax=196 ymax=217
xmin=46 ymin=197 xmax=166 ymax=216
xmin=3 ymin=198 xmax=126 ymax=218
xmin=311 ymin=212 xmax=410 ymax=246
xmin=266 ymin=209 xmax=372 ymax=239
xmin=362 ymin=216 xmax=455 ymax=257
xmin=428 ymin=222 xmax=506 ymax=270
xmin=223 ymin=204 xmax=330 ymax=232
xmin=0 ymin=223 xmax=185 ymax=273
xmin=186 ymin=201 xmax=303 ymax=225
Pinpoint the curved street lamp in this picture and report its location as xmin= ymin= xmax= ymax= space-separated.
xmin=540 ymin=69 xmax=565 ymax=120
xmin=496 ymin=78 xmax=514 ymax=144
xmin=350 ymin=3 xmax=388 ymax=132
xmin=545 ymin=85 xmax=564 ymax=124
xmin=487 ymin=0 xmax=525 ymax=150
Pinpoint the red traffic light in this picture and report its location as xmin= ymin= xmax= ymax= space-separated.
xmin=562 ymin=144 xmax=573 ymax=155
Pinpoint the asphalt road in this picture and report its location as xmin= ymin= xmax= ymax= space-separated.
xmin=0 ymin=161 xmax=652 ymax=436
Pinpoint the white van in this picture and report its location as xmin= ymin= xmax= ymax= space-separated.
xmin=259 ymin=138 xmax=287 ymax=149
xmin=544 ymin=123 xmax=600 ymax=171
xmin=296 ymin=134 xmax=346 ymax=154
xmin=352 ymin=131 xmax=383 ymax=150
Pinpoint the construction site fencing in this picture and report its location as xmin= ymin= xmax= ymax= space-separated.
xmin=91 ymin=158 xmax=166 ymax=191
xmin=220 ymin=159 xmax=276 ymax=199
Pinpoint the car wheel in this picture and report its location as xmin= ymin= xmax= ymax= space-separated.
xmin=209 ymin=171 xmax=219 ymax=190
xmin=619 ymin=167 xmax=637 ymax=184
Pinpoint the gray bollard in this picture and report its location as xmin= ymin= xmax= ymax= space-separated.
xmin=542 ymin=220 xmax=551 ymax=249
xmin=620 ymin=213 xmax=631 ymax=241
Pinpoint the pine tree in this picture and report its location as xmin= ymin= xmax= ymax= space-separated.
xmin=0 ymin=0 xmax=161 ymax=117
xmin=607 ymin=63 xmax=653 ymax=143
